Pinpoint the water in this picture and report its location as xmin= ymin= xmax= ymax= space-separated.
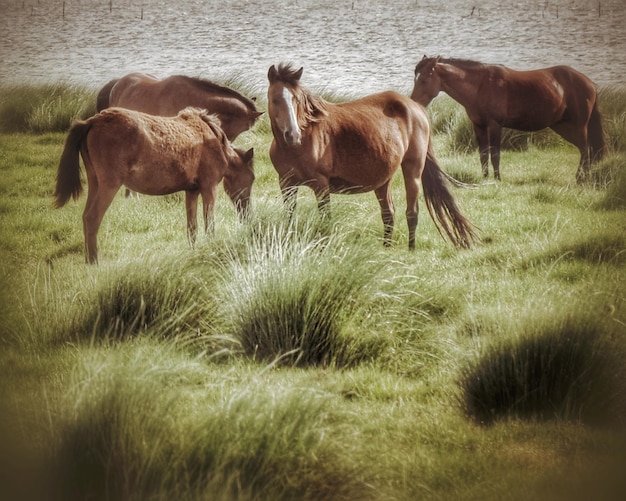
xmin=1 ymin=0 xmax=624 ymax=97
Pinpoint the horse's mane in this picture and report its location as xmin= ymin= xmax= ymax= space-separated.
xmin=178 ymin=107 xmax=229 ymax=146
xmin=274 ymin=63 xmax=329 ymax=127
xmin=441 ymin=58 xmax=488 ymax=70
xmin=176 ymin=75 xmax=258 ymax=113
xmin=417 ymin=57 xmax=489 ymax=73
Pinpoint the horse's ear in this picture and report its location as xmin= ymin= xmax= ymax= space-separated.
xmin=434 ymin=55 xmax=441 ymax=63
xmin=422 ymin=54 xmax=428 ymax=60
xmin=294 ymin=66 xmax=304 ymax=81
xmin=268 ymin=65 xmax=278 ymax=82
xmin=244 ymin=148 xmax=254 ymax=162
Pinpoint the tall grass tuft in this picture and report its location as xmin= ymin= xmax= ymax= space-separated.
xmin=598 ymin=86 xmax=626 ymax=153
xmin=57 ymin=255 xmax=225 ymax=350
xmin=178 ymin=385 xmax=368 ymax=500
xmin=51 ymin=346 xmax=369 ymax=500
xmin=591 ymin=152 xmax=626 ymax=208
xmin=0 ymin=83 xmax=96 ymax=133
xmin=218 ymin=217 xmax=388 ymax=367
xmin=460 ymin=314 xmax=626 ymax=426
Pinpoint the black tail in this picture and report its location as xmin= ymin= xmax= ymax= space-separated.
xmin=588 ymin=99 xmax=605 ymax=163
xmin=96 ymin=78 xmax=119 ymax=112
xmin=421 ymin=146 xmax=479 ymax=248
xmin=54 ymin=120 xmax=91 ymax=208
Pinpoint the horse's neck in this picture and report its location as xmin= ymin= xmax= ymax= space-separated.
xmin=179 ymin=82 xmax=241 ymax=112
xmin=439 ymin=64 xmax=481 ymax=105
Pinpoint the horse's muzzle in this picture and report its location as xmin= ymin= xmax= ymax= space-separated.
xmin=284 ymin=129 xmax=302 ymax=146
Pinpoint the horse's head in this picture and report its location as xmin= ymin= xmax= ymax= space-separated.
xmin=221 ymin=108 xmax=264 ymax=141
xmin=267 ymin=64 xmax=305 ymax=146
xmin=224 ymin=147 xmax=255 ymax=219
xmin=410 ymin=55 xmax=442 ymax=106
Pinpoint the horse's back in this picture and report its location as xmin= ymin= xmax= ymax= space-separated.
xmin=86 ymin=108 xmax=207 ymax=156
xmin=85 ymin=108 xmax=149 ymax=158
xmin=320 ymin=92 xmax=430 ymax=186
xmin=546 ymin=65 xmax=597 ymax=104
xmin=107 ymin=73 xmax=163 ymax=112
xmin=498 ymin=64 xmax=595 ymax=99
xmin=84 ymin=108 xmax=228 ymax=194
xmin=336 ymin=91 xmax=428 ymax=129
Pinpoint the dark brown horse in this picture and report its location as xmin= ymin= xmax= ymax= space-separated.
xmin=410 ymin=56 xmax=605 ymax=182
xmin=267 ymin=63 xmax=477 ymax=250
xmin=54 ymin=107 xmax=254 ymax=264
xmin=97 ymin=73 xmax=262 ymax=140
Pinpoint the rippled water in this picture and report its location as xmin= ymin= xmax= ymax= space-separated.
xmin=1 ymin=0 xmax=624 ymax=96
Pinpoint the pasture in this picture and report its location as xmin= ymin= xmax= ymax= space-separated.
xmin=0 ymin=82 xmax=625 ymax=500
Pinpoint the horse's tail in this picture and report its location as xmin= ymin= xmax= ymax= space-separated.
xmin=54 ymin=120 xmax=91 ymax=208
xmin=96 ymin=78 xmax=119 ymax=111
xmin=421 ymin=146 xmax=479 ymax=248
xmin=588 ymin=99 xmax=606 ymax=163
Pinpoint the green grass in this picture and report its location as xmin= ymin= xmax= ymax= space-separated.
xmin=0 ymin=84 xmax=96 ymax=133
xmin=460 ymin=311 xmax=626 ymax=426
xmin=1 ymin=83 xmax=625 ymax=501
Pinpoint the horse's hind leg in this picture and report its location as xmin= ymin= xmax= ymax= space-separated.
xmin=375 ymin=183 xmax=396 ymax=247
xmin=400 ymin=162 xmax=421 ymax=250
xmin=185 ymin=190 xmax=200 ymax=246
xmin=550 ymin=121 xmax=589 ymax=183
xmin=473 ymin=123 xmax=491 ymax=178
xmin=82 ymin=183 xmax=117 ymax=264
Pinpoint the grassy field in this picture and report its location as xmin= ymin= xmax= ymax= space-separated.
xmin=1 ymin=83 xmax=625 ymax=500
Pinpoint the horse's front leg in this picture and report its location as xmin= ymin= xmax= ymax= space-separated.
xmin=488 ymin=125 xmax=503 ymax=181
xmin=200 ymin=185 xmax=218 ymax=237
xmin=473 ymin=123 xmax=491 ymax=178
xmin=374 ymin=183 xmax=395 ymax=247
xmin=185 ymin=190 xmax=199 ymax=246
xmin=314 ymin=186 xmax=331 ymax=222
xmin=280 ymin=177 xmax=298 ymax=221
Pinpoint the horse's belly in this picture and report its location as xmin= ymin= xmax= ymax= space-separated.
xmin=124 ymin=167 xmax=197 ymax=196
xmin=502 ymin=118 xmax=550 ymax=132
xmin=329 ymin=177 xmax=372 ymax=194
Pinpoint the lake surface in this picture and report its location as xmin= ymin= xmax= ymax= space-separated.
xmin=0 ymin=0 xmax=624 ymax=96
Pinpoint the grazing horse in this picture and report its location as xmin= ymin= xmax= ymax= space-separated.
xmin=410 ymin=56 xmax=605 ymax=182
xmin=54 ymin=107 xmax=254 ymax=264
xmin=267 ymin=63 xmax=477 ymax=250
xmin=97 ymin=73 xmax=261 ymax=198
xmin=97 ymin=73 xmax=262 ymax=140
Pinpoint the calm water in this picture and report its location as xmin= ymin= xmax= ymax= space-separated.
xmin=1 ymin=0 xmax=624 ymax=96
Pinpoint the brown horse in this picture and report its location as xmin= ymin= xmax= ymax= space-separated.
xmin=97 ymin=73 xmax=263 ymax=140
xmin=410 ymin=56 xmax=605 ymax=183
xmin=54 ymin=107 xmax=254 ymax=264
xmin=267 ymin=63 xmax=477 ymax=250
